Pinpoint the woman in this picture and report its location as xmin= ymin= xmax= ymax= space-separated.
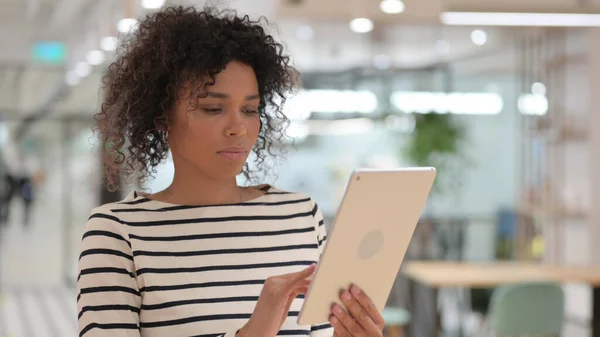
xmin=77 ymin=6 xmax=385 ymax=337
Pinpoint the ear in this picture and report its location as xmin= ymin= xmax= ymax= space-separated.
xmin=154 ymin=115 xmax=171 ymax=131
xmin=153 ymin=115 xmax=171 ymax=140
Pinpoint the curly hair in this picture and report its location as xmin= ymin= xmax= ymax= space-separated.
xmin=95 ymin=5 xmax=296 ymax=191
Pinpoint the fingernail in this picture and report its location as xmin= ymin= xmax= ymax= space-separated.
xmin=342 ymin=291 xmax=352 ymax=301
xmin=351 ymin=285 xmax=361 ymax=295
xmin=332 ymin=304 xmax=342 ymax=314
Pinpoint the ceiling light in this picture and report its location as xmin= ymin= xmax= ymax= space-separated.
xmin=391 ymin=91 xmax=503 ymax=115
xmin=380 ymin=0 xmax=405 ymax=14
xmin=441 ymin=12 xmax=600 ymax=27
xmin=142 ymin=0 xmax=165 ymax=9
xmin=350 ymin=18 xmax=374 ymax=33
xmin=531 ymin=82 xmax=547 ymax=95
xmin=373 ymin=54 xmax=391 ymax=69
xmin=86 ymin=50 xmax=105 ymax=65
xmin=75 ymin=62 xmax=92 ymax=77
xmin=118 ymin=18 xmax=139 ymax=33
xmin=435 ymin=40 xmax=450 ymax=54
xmin=471 ymin=29 xmax=487 ymax=46
xmin=65 ymin=71 xmax=81 ymax=86
xmin=519 ymin=94 xmax=548 ymax=115
xmin=100 ymin=36 xmax=118 ymax=51
xmin=296 ymin=25 xmax=314 ymax=40
xmin=303 ymin=89 xmax=378 ymax=113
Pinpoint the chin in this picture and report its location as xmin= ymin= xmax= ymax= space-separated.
xmin=212 ymin=165 xmax=247 ymax=180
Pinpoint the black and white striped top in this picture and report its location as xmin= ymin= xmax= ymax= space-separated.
xmin=77 ymin=186 xmax=333 ymax=337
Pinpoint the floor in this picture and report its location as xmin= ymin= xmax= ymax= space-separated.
xmin=0 ymin=206 xmax=64 ymax=288
xmin=0 ymin=286 xmax=77 ymax=337
xmin=0 ymin=199 xmax=79 ymax=337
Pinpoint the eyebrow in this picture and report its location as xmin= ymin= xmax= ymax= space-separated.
xmin=206 ymin=92 xmax=260 ymax=100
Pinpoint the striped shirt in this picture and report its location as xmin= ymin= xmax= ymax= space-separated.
xmin=77 ymin=186 xmax=333 ymax=337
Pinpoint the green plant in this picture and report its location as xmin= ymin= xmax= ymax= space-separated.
xmin=404 ymin=112 xmax=468 ymax=194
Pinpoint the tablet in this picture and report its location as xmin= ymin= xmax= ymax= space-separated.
xmin=297 ymin=167 xmax=436 ymax=326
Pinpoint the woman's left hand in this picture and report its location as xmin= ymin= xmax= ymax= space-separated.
xmin=329 ymin=284 xmax=385 ymax=337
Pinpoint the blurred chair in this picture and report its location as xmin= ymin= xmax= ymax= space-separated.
xmin=383 ymin=307 xmax=411 ymax=337
xmin=463 ymin=218 xmax=498 ymax=317
xmin=487 ymin=282 xmax=564 ymax=336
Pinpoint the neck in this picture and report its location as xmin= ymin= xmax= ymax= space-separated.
xmin=163 ymin=163 xmax=242 ymax=206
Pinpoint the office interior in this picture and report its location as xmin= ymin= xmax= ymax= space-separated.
xmin=2 ymin=0 xmax=600 ymax=336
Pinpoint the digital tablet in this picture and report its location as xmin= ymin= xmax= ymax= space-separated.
xmin=297 ymin=167 xmax=436 ymax=325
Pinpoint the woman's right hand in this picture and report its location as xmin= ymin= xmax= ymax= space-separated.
xmin=238 ymin=264 xmax=317 ymax=337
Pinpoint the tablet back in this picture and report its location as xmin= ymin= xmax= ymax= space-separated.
xmin=297 ymin=167 xmax=436 ymax=325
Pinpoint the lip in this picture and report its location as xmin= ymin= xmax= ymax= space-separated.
xmin=217 ymin=147 xmax=248 ymax=161
xmin=218 ymin=147 xmax=247 ymax=153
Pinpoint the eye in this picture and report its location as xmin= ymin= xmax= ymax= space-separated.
xmin=243 ymin=108 xmax=259 ymax=115
xmin=202 ymin=108 xmax=222 ymax=114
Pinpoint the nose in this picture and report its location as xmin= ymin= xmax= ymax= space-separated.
xmin=224 ymin=112 xmax=247 ymax=137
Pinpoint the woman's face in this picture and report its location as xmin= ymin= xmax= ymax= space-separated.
xmin=168 ymin=61 xmax=261 ymax=180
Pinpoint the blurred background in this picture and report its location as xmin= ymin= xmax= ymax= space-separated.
xmin=1 ymin=0 xmax=600 ymax=336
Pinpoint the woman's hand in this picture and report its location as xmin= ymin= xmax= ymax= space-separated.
xmin=238 ymin=264 xmax=316 ymax=337
xmin=329 ymin=285 xmax=385 ymax=337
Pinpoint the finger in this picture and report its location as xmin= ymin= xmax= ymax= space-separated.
xmin=330 ymin=313 xmax=351 ymax=337
xmin=283 ymin=290 xmax=303 ymax=319
xmin=331 ymin=303 xmax=364 ymax=337
xmin=350 ymin=284 xmax=386 ymax=329
xmin=285 ymin=264 xmax=316 ymax=285
xmin=287 ymin=282 xmax=311 ymax=307
xmin=294 ymin=279 xmax=311 ymax=292
xmin=286 ymin=280 xmax=311 ymax=301
xmin=292 ymin=283 xmax=310 ymax=298
xmin=340 ymin=289 xmax=379 ymax=334
xmin=282 ymin=284 xmax=311 ymax=326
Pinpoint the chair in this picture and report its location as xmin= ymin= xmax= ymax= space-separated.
xmin=488 ymin=282 xmax=564 ymax=336
xmin=383 ymin=307 xmax=411 ymax=337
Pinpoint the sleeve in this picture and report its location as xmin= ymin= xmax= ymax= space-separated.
xmin=309 ymin=201 xmax=335 ymax=337
xmin=77 ymin=209 xmax=142 ymax=337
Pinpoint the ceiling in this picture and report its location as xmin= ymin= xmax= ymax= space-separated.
xmin=278 ymin=0 xmax=600 ymax=22
xmin=0 ymin=0 xmax=594 ymax=123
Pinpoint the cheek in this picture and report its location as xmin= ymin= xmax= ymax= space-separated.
xmin=186 ymin=122 xmax=220 ymax=146
xmin=171 ymin=120 xmax=217 ymax=152
xmin=248 ymin=117 xmax=261 ymax=137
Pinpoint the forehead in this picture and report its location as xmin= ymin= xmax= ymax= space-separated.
xmin=208 ymin=61 xmax=258 ymax=91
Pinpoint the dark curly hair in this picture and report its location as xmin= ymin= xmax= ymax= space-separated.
xmin=96 ymin=5 xmax=297 ymax=191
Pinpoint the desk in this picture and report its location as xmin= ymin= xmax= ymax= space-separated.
xmin=402 ymin=261 xmax=600 ymax=337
